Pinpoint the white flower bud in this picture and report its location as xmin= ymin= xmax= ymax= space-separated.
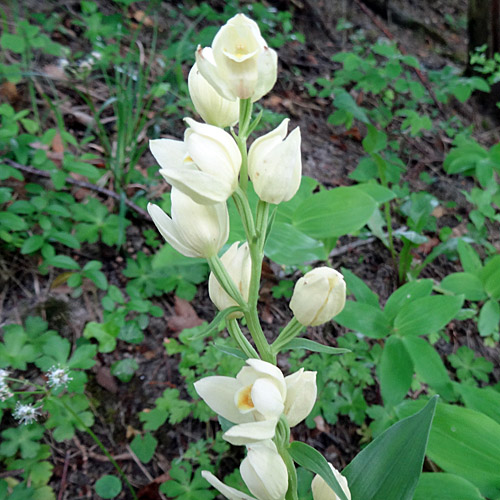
xmin=248 ymin=119 xmax=302 ymax=204
xmin=188 ymin=63 xmax=239 ymax=128
xmin=195 ymin=14 xmax=278 ymax=102
xmin=208 ymin=241 xmax=251 ymax=317
xmin=290 ymin=267 xmax=346 ymax=326
xmin=241 ymin=440 xmax=288 ymax=500
xmin=312 ymin=463 xmax=351 ymax=500
xmin=150 ymin=118 xmax=241 ymax=205
xmin=284 ymin=368 xmax=317 ymax=427
xmin=147 ymin=188 xmax=229 ymax=258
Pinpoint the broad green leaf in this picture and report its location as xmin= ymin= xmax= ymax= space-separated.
xmin=394 ymin=295 xmax=463 ymax=336
xmin=0 ymin=211 xmax=28 ymax=231
xmin=484 ymin=265 xmax=500 ymax=300
xmin=343 ymin=396 xmax=437 ymax=500
xmin=130 ymin=433 xmax=157 ymax=464
xmin=414 ymin=473 xmax=484 ymax=500
xmin=265 ymin=221 xmax=326 ymax=265
xmin=95 ymin=475 xmax=122 ymax=499
xmin=289 ymin=441 xmax=349 ymax=500
xmin=363 ymin=124 xmax=387 ymax=154
xmin=110 ymin=358 xmax=138 ymax=382
xmin=83 ymin=321 xmax=119 ymax=353
xmin=441 ymin=272 xmax=486 ymax=301
xmin=402 ymin=336 xmax=455 ymax=401
xmin=457 ymin=240 xmax=482 ymax=274
xmin=383 ymin=280 xmax=433 ymax=323
xmin=459 ymin=384 xmax=500 ymax=425
xmin=280 ymin=338 xmax=350 ymax=355
xmin=335 ymin=301 xmax=390 ymax=338
xmin=422 ymin=404 xmax=500 ymax=498
xmin=354 ymin=182 xmax=396 ymax=203
xmin=293 ymin=187 xmax=377 ymax=239
xmin=378 ymin=337 xmax=413 ymax=406
xmin=478 ymin=299 xmax=500 ymax=337
xmin=21 ymin=234 xmax=45 ymax=254
xmin=341 ymin=267 xmax=379 ymax=307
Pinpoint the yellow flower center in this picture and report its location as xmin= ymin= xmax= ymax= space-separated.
xmin=236 ymin=385 xmax=254 ymax=412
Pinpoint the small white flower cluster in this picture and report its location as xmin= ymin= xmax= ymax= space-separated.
xmin=0 ymin=369 xmax=13 ymax=402
xmin=47 ymin=365 xmax=72 ymax=388
xmin=13 ymin=401 xmax=42 ymax=425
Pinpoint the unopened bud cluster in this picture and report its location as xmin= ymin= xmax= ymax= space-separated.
xmin=148 ymin=13 xmax=349 ymax=500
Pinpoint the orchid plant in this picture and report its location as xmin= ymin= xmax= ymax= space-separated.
xmin=148 ymin=13 xmax=437 ymax=500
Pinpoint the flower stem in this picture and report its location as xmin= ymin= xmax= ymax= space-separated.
xmin=58 ymin=397 xmax=138 ymax=500
xmin=271 ymin=317 xmax=304 ymax=354
xmin=237 ymin=98 xmax=253 ymax=192
xmin=232 ymin=187 xmax=256 ymax=242
xmin=227 ymin=319 xmax=260 ymax=359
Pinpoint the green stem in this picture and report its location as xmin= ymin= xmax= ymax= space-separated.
xmin=244 ymin=200 xmax=274 ymax=363
xmin=232 ymin=187 xmax=256 ymax=242
xmin=227 ymin=319 xmax=260 ymax=359
xmin=59 ymin=397 xmax=138 ymax=500
xmin=237 ymin=98 xmax=252 ymax=192
xmin=271 ymin=318 xmax=304 ymax=354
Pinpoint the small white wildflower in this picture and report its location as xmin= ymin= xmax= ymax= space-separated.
xmin=0 ymin=383 xmax=13 ymax=402
xmin=13 ymin=402 xmax=42 ymax=425
xmin=0 ymin=369 xmax=9 ymax=384
xmin=47 ymin=365 xmax=72 ymax=388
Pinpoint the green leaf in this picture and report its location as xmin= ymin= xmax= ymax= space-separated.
xmin=363 ymin=125 xmax=387 ymax=154
xmin=110 ymin=358 xmax=138 ymax=382
xmin=402 ymin=336 xmax=455 ymax=400
xmin=95 ymin=476 xmax=122 ymax=499
xmin=333 ymin=89 xmax=370 ymax=124
xmin=130 ymin=433 xmax=157 ymax=464
xmin=21 ymin=234 xmax=45 ymax=255
xmin=1 ymin=33 xmax=26 ymax=53
xmin=0 ymin=211 xmax=28 ymax=231
xmin=0 ymin=424 xmax=44 ymax=458
xmin=459 ymin=384 xmax=500 ymax=425
xmin=414 ymin=473 xmax=484 ymax=500
xmin=293 ymin=187 xmax=377 ymax=239
xmin=383 ymin=280 xmax=433 ymax=323
xmin=457 ymin=240 xmax=482 ymax=274
xmin=378 ymin=337 xmax=413 ymax=406
xmin=83 ymin=321 xmax=119 ymax=353
xmin=441 ymin=272 xmax=486 ymax=301
xmin=354 ymin=182 xmax=396 ymax=203
xmin=265 ymin=222 xmax=326 ymax=265
xmin=394 ymin=295 xmax=463 ymax=336
xmin=280 ymin=338 xmax=350 ymax=355
xmin=478 ymin=299 xmax=500 ymax=337
xmin=335 ymin=301 xmax=390 ymax=338
xmin=341 ymin=267 xmax=379 ymax=307
xmin=343 ymin=396 xmax=437 ymax=500
xmin=289 ymin=441 xmax=349 ymax=500
xmin=484 ymin=265 xmax=500 ymax=300
xmin=45 ymin=255 xmax=80 ymax=270
xmin=407 ymin=403 xmax=500 ymax=498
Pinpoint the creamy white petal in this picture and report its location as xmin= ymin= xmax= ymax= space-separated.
xmin=251 ymin=378 xmax=285 ymax=418
xmin=241 ymin=441 xmax=288 ymax=500
xmin=194 ymin=376 xmax=253 ymax=424
xmin=223 ymin=418 xmax=277 ymax=445
xmin=245 ymin=359 xmax=286 ymax=398
xmin=196 ymin=46 xmax=237 ymax=101
xmin=160 ymin=167 xmax=234 ymax=205
xmin=201 ymin=471 xmax=255 ymax=500
xmin=149 ymin=138 xmax=186 ymax=170
xmin=147 ymin=204 xmax=199 ymax=258
xmin=284 ymin=369 xmax=317 ymax=427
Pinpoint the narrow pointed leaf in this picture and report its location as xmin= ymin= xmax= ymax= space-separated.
xmin=343 ymin=396 xmax=437 ymax=500
xmin=289 ymin=441 xmax=349 ymax=500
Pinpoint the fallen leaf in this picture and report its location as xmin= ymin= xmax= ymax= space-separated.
xmin=314 ymin=415 xmax=329 ymax=433
xmin=52 ymin=133 xmax=65 ymax=154
xmin=167 ymin=296 xmax=203 ymax=333
xmin=0 ymin=81 xmax=19 ymax=104
xmin=96 ymin=365 xmax=118 ymax=393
